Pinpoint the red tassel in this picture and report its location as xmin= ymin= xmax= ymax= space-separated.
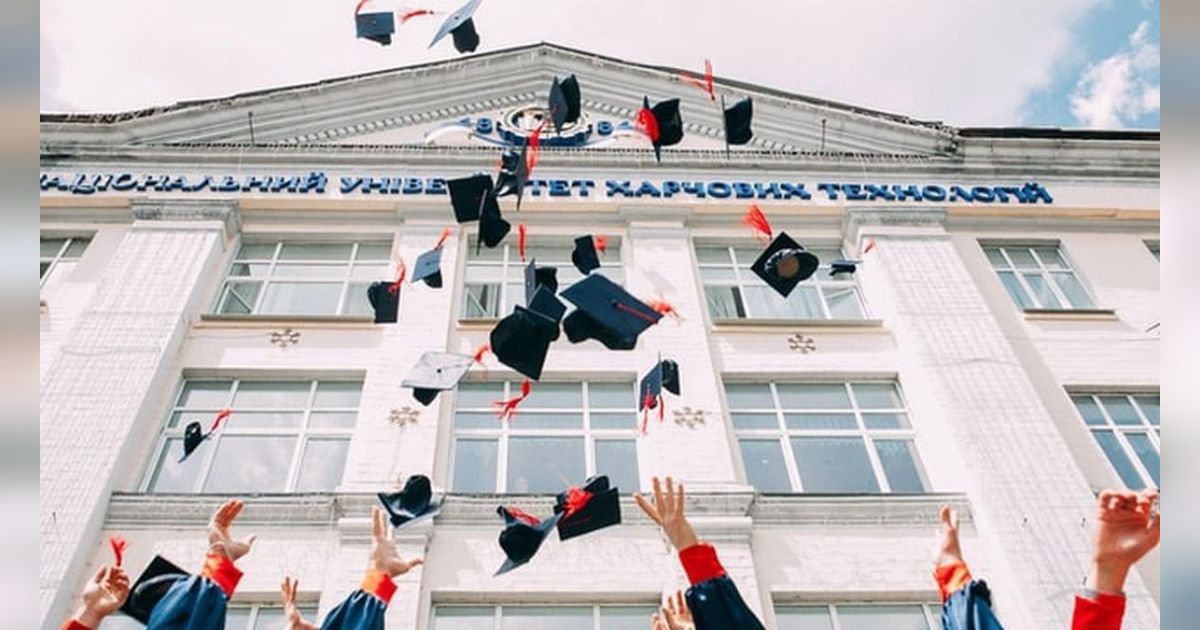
xmin=473 ymin=344 xmax=490 ymax=365
xmin=680 ymin=59 xmax=715 ymax=101
xmin=210 ymin=409 xmax=232 ymax=432
xmin=614 ymin=301 xmax=659 ymax=324
xmin=647 ymin=299 xmax=680 ymax=321
xmin=564 ymin=487 xmax=593 ymax=517
xmin=863 ymin=238 xmax=877 ymax=255
xmin=398 ymin=8 xmax=435 ymax=23
xmin=526 ymin=123 xmax=544 ymax=175
xmin=388 ymin=259 xmax=407 ymax=294
xmin=435 ymin=227 xmax=452 ymax=249
xmin=354 ymin=0 xmax=371 ymax=15
xmin=505 ymin=506 xmax=541 ymax=526
xmin=636 ymin=106 xmax=660 ymax=143
xmin=109 ymin=535 xmax=127 ymax=567
xmin=741 ymin=205 xmax=773 ymax=242
xmin=594 ymin=234 xmax=608 ymax=255
xmin=658 ymin=394 xmax=665 ymax=422
xmin=517 ymin=224 xmax=527 ymax=262
xmin=493 ymin=379 xmax=532 ymax=422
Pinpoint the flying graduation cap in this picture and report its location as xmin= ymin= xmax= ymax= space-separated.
xmin=449 ymin=174 xmax=497 ymax=224
xmin=489 ymin=305 xmax=558 ymax=380
xmin=411 ymin=229 xmax=453 ymax=289
xmin=750 ymin=232 xmax=820 ymax=298
xmin=561 ymin=274 xmax=663 ymax=351
xmin=179 ymin=409 xmax=231 ymax=463
xmin=378 ymin=474 xmax=441 ymax=529
xmin=495 ymin=506 xmax=563 ymax=576
xmin=524 ymin=259 xmax=565 ymax=331
xmin=636 ymin=97 xmax=684 ymax=163
xmin=722 ymin=96 xmax=754 ymax=151
xmin=355 ymin=10 xmax=396 ymax=46
xmin=570 ymin=235 xmax=603 ymax=275
xmin=367 ymin=281 xmax=400 ymax=324
xmin=120 ymin=555 xmax=190 ymax=624
xmin=639 ymin=358 xmax=680 ymax=433
xmin=552 ymin=475 xmax=622 ymax=542
xmin=402 ymin=351 xmax=474 ymax=406
xmin=548 ymin=75 xmax=582 ymax=134
xmin=429 ymin=0 xmax=483 ymax=53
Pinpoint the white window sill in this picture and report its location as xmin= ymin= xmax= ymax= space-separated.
xmin=1022 ymin=308 xmax=1118 ymax=321
xmin=197 ymin=313 xmax=376 ymax=328
xmin=458 ymin=317 xmax=500 ymax=329
xmin=711 ymin=318 xmax=886 ymax=332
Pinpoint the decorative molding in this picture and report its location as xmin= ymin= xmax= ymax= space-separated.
xmin=672 ymin=407 xmax=706 ymax=429
xmin=268 ymin=327 xmax=301 ymax=348
xmin=130 ymin=198 xmax=241 ymax=237
xmin=787 ymin=333 xmax=818 ymax=353
xmin=388 ymin=406 xmax=420 ymax=428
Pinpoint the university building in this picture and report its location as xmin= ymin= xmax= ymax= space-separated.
xmin=39 ymin=43 xmax=1159 ymax=629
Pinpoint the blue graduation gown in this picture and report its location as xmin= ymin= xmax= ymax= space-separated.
xmin=146 ymin=576 xmax=232 ymax=630
xmin=679 ymin=544 xmax=766 ymax=630
xmin=318 ymin=590 xmax=388 ymax=630
xmin=941 ymin=580 xmax=1005 ymax=630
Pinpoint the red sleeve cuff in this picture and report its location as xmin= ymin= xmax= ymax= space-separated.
xmin=61 ymin=621 xmax=92 ymax=630
xmin=678 ymin=543 xmax=726 ymax=586
xmin=933 ymin=560 xmax=973 ymax=602
xmin=1072 ymin=592 xmax=1126 ymax=630
xmin=200 ymin=553 xmax=243 ymax=598
xmin=360 ymin=570 xmax=397 ymax=605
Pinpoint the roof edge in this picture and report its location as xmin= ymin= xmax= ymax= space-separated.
xmin=959 ymin=127 xmax=1159 ymax=141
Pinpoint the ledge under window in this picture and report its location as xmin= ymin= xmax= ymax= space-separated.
xmin=712 ymin=318 xmax=886 ymax=332
xmin=457 ymin=317 xmax=501 ymax=329
xmin=1022 ymin=308 xmax=1118 ymax=321
xmin=198 ymin=313 xmax=376 ymax=328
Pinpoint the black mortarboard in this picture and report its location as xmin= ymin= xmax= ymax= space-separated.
xmin=638 ymin=358 xmax=681 ymax=412
xmin=548 ymin=75 xmax=582 ymax=134
xmin=749 ymin=232 xmax=819 ymax=298
xmin=495 ymin=506 xmax=562 ymax=576
xmin=660 ymin=359 xmax=680 ymax=395
xmin=366 ymin=281 xmax=399 ymax=324
xmin=524 ymin=259 xmax=559 ymax=304
xmin=180 ymin=422 xmax=207 ymax=462
xmin=411 ymin=247 xmax=444 ymax=289
xmin=378 ymin=474 xmax=441 ymax=529
xmin=120 ymin=555 xmax=190 ymax=624
xmin=401 ymin=351 xmax=474 ymax=406
xmin=524 ymin=260 xmax=565 ymax=332
xmin=570 ymin=235 xmax=601 ymax=275
xmin=561 ymin=274 xmax=662 ymax=351
xmin=494 ymin=147 xmax=530 ymax=211
xmin=722 ymin=96 xmax=754 ymax=148
xmin=829 ymin=259 xmax=860 ymax=277
xmin=356 ymin=12 xmax=395 ymax=46
xmin=429 ymin=0 xmax=482 ymax=53
xmin=448 ymin=174 xmax=497 ymax=224
xmin=477 ymin=200 xmax=511 ymax=251
xmin=489 ymin=306 xmax=557 ymax=380
xmin=644 ymin=97 xmax=684 ymax=163
xmin=553 ymin=476 xmax=621 ymax=542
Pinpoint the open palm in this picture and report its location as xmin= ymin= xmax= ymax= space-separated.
xmin=371 ymin=506 xmax=424 ymax=577
xmin=208 ymin=499 xmax=257 ymax=561
xmin=279 ymin=577 xmax=319 ymax=630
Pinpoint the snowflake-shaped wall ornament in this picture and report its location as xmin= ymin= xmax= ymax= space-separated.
xmin=672 ymin=407 xmax=706 ymax=430
xmin=269 ymin=328 xmax=301 ymax=348
xmin=787 ymin=333 xmax=817 ymax=353
xmin=388 ymin=407 xmax=420 ymax=428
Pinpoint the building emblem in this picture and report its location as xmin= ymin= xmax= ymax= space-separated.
xmin=268 ymin=328 xmax=301 ymax=348
xmin=787 ymin=333 xmax=817 ymax=353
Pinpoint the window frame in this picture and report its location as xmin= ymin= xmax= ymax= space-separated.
xmin=214 ymin=240 xmax=394 ymax=317
xmin=694 ymin=242 xmax=867 ymax=321
xmin=431 ymin=603 xmax=660 ymax=630
xmin=773 ymin=602 xmax=940 ymax=630
xmin=982 ymin=243 xmax=1097 ymax=310
xmin=1070 ymin=392 xmax=1160 ymax=489
xmin=40 ymin=235 xmax=92 ymax=288
xmin=727 ymin=380 xmax=928 ymax=494
xmin=103 ymin=602 xmax=319 ymax=629
xmin=141 ymin=377 xmax=362 ymax=494
xmin=448 ymin=380 xmax=641 ymax=494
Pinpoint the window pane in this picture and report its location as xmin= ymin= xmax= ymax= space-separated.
xmin=997 ymin=271 xmax=1032 ymax=309
xmin=41 ymin=238 xmax=67 ymax=257
xmin=1072 ymin=396 xmax=1106 ymax=425
xmin=782 ymin=286 xmax=825 ymax=319
xmin=739 ymin=440 xmax=792 ymax=492
xmin=852 ymin=383 xmax=903 ymax=409
xmin=236 ymin=243 xmax=278 ymax=260
xmin=1134 ymin=395 xmax=1159 ymax=425
xmin=356 ymin=243 xmax=393 ymax=260
xmin=314 ymin=382 xmax=362 ymax=408
xmin=40 ymin=261 xmax=51 ymax=279
xmin=861 ymin=412 xmax=910 ymax=429
xmin=309 ymin=411 xmax=358 ymax=429
xmin=725 ymin=383 xmax=774 ymax=409
xmin=790 ymin=437 xmax=879 ymax=493
xmin=515 ymin=412 xmax=583 ymax=429
xmin=699 ymin=267 xmax=738 ymax=282
xmin=744 ymin=285 xmax=820 ymax=319
xmin=235 ymin=381 xmax=311 ymax=408
xmin=704 ymin=286 xmax=744 ymax=319
xmin=824 ymin=287 xmax=864 ymax=319
xmin=258 ymin=282 xmax=343 ymax=315
xmin=1033 ymin=247 xmax=1068 ymax=269
xmin=178 ymin=381 xmax=232 ymax=408
xmin=983 ymin=247 xmax=1008 ymax=269
xmin=601 ymin=607 xmax=658 ymax=630
xmin=1023 ymin=273 xmax=1062 ymax=309
xmin=271 ymin=263 xmax=347 ymax=279
xmin=457 ymin=382 xmax=504 ymax=409
xmin=63 ymin=238 xmax=90 ymax=256
xmin=169 ymin=410 xmax=219 ymax=429
xmin=434 ymin=606 xmax=494 ymax=630
xmin=502 ymin=607 xmax=592 ymax=630
xmin=836 ymin=605 xmax=931 ymax=630
xmin=776 ymin=383 xmax=850 ymax=409
xmin=455 ymin=412 xmax=499 ymax=429
xmin=278 ymin=243 xmax=354 ymax=260
xmin=732 ymin=413 xmax=779 ymax=430
xmin=351 ymin=263 xmax=389 ymax=281
xmin=344 ymin=282 xmax=374 ymax=316
xmin=464 ymin=284 xmax=500 ymax=319
xmin=776 ymin=607 xmax=834 ymax=630
xmin=591 ymin=413 xmax=636 ymax=430
xmin=695 ymin=247 xmax=733 ymax=264
xmin=148 ymin=438 xmax=204 ymax=492
xmin=1099 ymin=396 xmax=1140 ymax=425
xmin=1092 ymin=431 xmax=1146 ymax=489
xmin=875 ymin=440 xmax=927 ymax=493
xmin=231 ymin=411 xmax=305 ymax=429
xmin=784 ymin=413 xmax=857 ymax=430
xmin=452 ymin=440 xmax=498 ymax=493
xmin=218 ymin=282 xmax=261 ymax=314
xmin=507 ymin=437 xmax=585 ymax=493
xmin=1051 ymin=272 xmax=1094 ymax=308
xmin=229 ymin=262 xmax=270 ymax=278
xmin=252 ymin=608 xmax=285 ymax=630
xmin=522 ymin=383 xmax=582 ymax=409
xmin=1125 ymin=433 xmax=1160 ymax=486
xmin=225 ymin=609 xmax=253 ymax=630
xmin=595 ymin=440 xmax=639 ymax=492
xmin=589 ymin=382 xmax=634 ymax=408
xmin=1006 ymin=248 xmax=1037 ymax=268
xmin=294 ymin=439 xmax=349 ymax=491
xmin=203 ymin=436 xmax=296 ymax=493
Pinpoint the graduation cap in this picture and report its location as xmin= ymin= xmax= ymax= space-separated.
xmin=367 ymin=281 xmax=399 ymax=324
xmin=561 ymin=274 xmax=662 ymax=351
xmin=449 ymin=174 xmax=499 ymax=224
xmin=637 ymin=97 xmax=684 ymax=163
xmin=552 ymin=476 xmax=621 ymax=542
xmin=378 ymin=474 xmax=441 ymax=529
xmin=120 ymin=555 xmax=190 ymax=624
xmin=489 ymin=306 xmax=557 ymax=380
xmin=411 ymin=247 xmax=444 ymax=289
xmin=179 ymin=409 xmax=230 ymax=463
xmin=722 ymin=96 xmax=754 ymax=151
xmin=548 ymin=75 xmax=582 ymax=134
xmin=495 ymin=506 xmax=562 ymax=576
xmin=523 ymin=259 xmax=565 ymax=326
xmin=478 ymin=201 xmax=511 ymax=251
xmin=571 ymin=235 xmax=602 ymax=275
xmin=829 ymin=259 xmax=860 ymax=277
xmin=749 ymin=232 xmax=819 ymax=298
xmin=355 ymin=11 xmax=395 ymax=46
xmin=494 ymin=146 xmax=532 ymax=211
xmin=402 ymin=351 xmax=474 ymax=406
xmin=429 ymin=0 xmax=482 ymax=53
xmin=639 ymin=358 xmax=681 ymax=412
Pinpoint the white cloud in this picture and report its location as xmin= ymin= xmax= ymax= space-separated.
xmin=39 ymin=0 xmax=1102 ymax=126
xmin=1069 ymin=20 xmax=1160 ymax=128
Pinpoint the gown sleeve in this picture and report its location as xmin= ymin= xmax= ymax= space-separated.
xmin=146 ymin=553 xmax=243 ymax=630
xmin=939 ymin=578 xmax=1007 ymax=630
xmin=1070 ymin=590 xmax=1126 ymax=630
xmin=317 ymin=570 xmax=397 ymax=630
xmin=60 ymin=621 xmax=92 ymax=630
xmin=679 ymin=544 xmax=766 ymax=630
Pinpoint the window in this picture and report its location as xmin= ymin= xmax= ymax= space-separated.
xmin=146 ymin=378 xmax=361 ymax=493
xmin=1145 ymin=241 xmax=1160 ymax=260
xmin=727 ymin=381 xmax=927 ymax=494
xmin=102 ymin=603 xmax=318 ymax=629
xmin=40 ymin=236 xmax=91 ymax=288
xmin=450 ymin=381 xmax=640 ymax=493
xmin=433 ymin=605 xmax=657 ymax=630
xmin=463 ymin=238 xmax=623 ymax=319
xmin=696 ymin=245 xmax=864 ymax=320
xmin=216 ymin=241 xmax=392 ymax=316
xmin=1071 ymin=393 xmax=1159 ymax=489
xmin=983 ymin=245 xmax=1095 ymax=310
xmin=776 ymin=603 xmax=938 ymax=630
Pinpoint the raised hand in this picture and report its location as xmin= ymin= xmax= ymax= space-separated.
xmin=370 ymin=506 xmax=424 ymax=577
xmin=280 ymin=577 xmax=319 ymax=630
xmin=1089 ymin=489 xmax=1161 ymax=594
xmin=207 ymin=499 xmax=257 ymax=562
xmin=634 ymin=477 xmax=699 ymax=551
xmin=935 ymin=505 xmax=965 ymax=567
xmin=74 ymin=566 xmax=130 ymax=628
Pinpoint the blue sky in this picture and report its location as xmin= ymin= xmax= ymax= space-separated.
xmin=40 ymin=0 xmax=1160 ymax=130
